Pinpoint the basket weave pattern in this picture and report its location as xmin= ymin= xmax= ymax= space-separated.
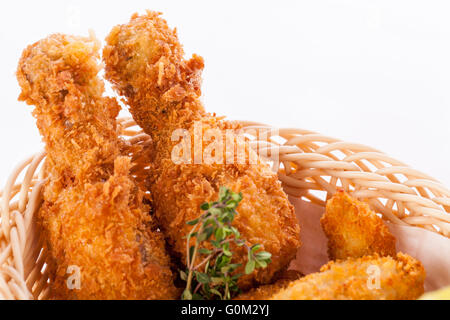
xmin=0 ymin=118 xmax=448 ymax=300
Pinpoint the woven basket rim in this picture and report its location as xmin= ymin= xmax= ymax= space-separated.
xmin=0 ymin=117 xmax=448 ymax=300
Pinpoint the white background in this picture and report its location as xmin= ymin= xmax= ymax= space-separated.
xmin=0 ymin=0 xmax=449 ymax=187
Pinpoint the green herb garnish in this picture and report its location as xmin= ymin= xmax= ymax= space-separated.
xmin=180 ymin=187 xmax=272 ymax=300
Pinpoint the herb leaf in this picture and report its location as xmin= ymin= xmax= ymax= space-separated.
xmin=180 ymin=187 xmax=272 ymax=300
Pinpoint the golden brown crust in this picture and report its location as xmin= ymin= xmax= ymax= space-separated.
xmin=321 ymin=190 xmax=397 ymax=260
xmin=271 ymin=253 xmax=425 ymax=300
xmin=234 ymin=270 xmax=302 ymax=300
xmin=234 ymin=279 xmax=294 ymax=300
xmin=103 ymin=12 xmax=301 ymax=290
xmin=17 ymin=34 xmax=177 ymax=299
xmin=18 ymin=34 xmax=120 ymax=191
xmin=103 ymin=11 xmax=205 ymax=138
xmin=42 ymin=157 xmax=177 ymax=299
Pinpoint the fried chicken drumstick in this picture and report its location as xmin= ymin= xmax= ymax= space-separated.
xmin=17 ymin=33 xmax=177 ymax=299
xmin=103 ymin=11 xmax=300 ymax=289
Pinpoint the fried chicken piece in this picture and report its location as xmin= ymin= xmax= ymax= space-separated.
xmin=103 ymin=11 xmax=300 ymax=290
xmin=321 ymin=190 xmax=396 ymax=260
xmin=17 ymin=33 xmax=177 ymax=299
xmin=271 ymin=253 xmax=425 ymax=300
xmin=237 ymin=191 xmax=401 ymax=300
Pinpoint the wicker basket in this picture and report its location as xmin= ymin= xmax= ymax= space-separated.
xmin=0 ymin=118 xmax=449 ymax=300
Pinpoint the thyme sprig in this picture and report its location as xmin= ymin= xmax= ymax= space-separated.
xmin=180 ymin=187 xmax=272 ymax=300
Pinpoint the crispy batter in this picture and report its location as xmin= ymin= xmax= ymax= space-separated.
xmin=321 ymin=190 xmax=396 ymax=260
xmin=271 ymin=253 xmax=425 ymax=300
xmin=17 ymin=33 xmax=177 ymax=299
xmin=234 ymin=270 xmax=302 ymax=300
xmin=234 ymin=279 xmax=294 ymax=300
xmin=103 ymin=11 xmax=300 ymax=289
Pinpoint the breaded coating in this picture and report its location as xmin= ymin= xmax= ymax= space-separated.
xmin=321 ymin=190 xmax=396 ymax=260
xmin=17 ymin=33 xmax=177 ymax=299
xmin=103 ymin=11 xmax=300 ymax=289
xmin=234 ymin=270 xmax=302 ymax=300
xmin=234 ymin=279 xmax=294 ymax=300
xmin=271 ymin=253 xmax=425 ymax=300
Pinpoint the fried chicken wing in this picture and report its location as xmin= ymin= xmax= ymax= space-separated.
xmin=103 ymin=11 xmax=300 ymax=290
xmin=17 ymin=33 xmax=177 ymax=299
xmin=321 ymin=190 xmax=396 ymax=260
xmin=271 ymin=253 xmax=425 ymax=300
